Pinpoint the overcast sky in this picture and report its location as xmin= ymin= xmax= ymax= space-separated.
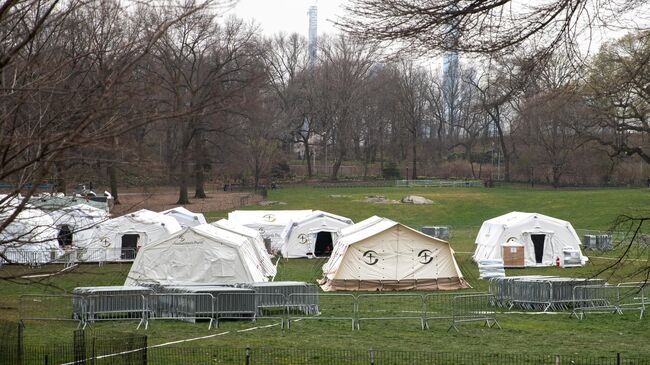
xmin=227 ymin=0 xmax=346 ymax=37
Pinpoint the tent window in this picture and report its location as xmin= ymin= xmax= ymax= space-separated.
xmin=314 ymin=232 xmax=333 ymax=256
xmin=121 ymin=234 xmax=139 ymax=260
xmin=57 ymin=225 xmax=73 ymax=247
xmin=531 ymin=234 xmax=545 ymax=264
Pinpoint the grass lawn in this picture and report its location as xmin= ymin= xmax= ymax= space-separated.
xmin=2 ymin=185 xmax=649 ymax=359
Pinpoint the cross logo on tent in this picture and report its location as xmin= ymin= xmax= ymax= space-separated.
xmin=262 ymin=214 xmax=276 ymax=222
xmin=298 ymin=234 xmax=308 ymax=244
xmin=418 ymin=249 xmax=434 ymax=264
xmin=362 ymin=250 xmax=379 ymax=265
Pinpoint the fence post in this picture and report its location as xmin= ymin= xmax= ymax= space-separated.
xmin=142 ymin=336 xmax=148 ymax=365
xmin=555 ymin=354 xmax=560 ymax=365
xmin=369 ymin=348 xmax=375 ymax=365
xmin=17 ymin=321 xmax=23 ymax=364
xmin=245 ymin=345 xmax=251 ymax=365
xmin=617 ymin=352 xmax=621 ymax=365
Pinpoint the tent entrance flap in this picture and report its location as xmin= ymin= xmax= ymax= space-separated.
xmin=57 ymin=225 xmax=73 ymax=247
xmin=121 ymin=234 xmax=139 ymax=260
xmin=530 ymin=234 xmax=545 ymax=264
xmin=314 ymin=232 xmax=333 ymax=256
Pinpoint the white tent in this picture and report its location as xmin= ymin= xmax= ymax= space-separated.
xmin=124 ymin=224 xmax=269 ymax=286
xmin=160 ymin=207 xmax=207 ymax=228
xmin=321 ymin=216 xmax=469 ymax=291
xmin=473 ymin=212 xmax=587 ymax=267
xmin=87 ymin=209 xmax=182 ymax=261
xmin=210 ymin=219 xmax=276 ymax=278
xmin=279 ymin=210 xmax=353 ymax=258
xmin=0 ymin=206 xmax=63 ymax=264
xmin=48 ymin=204 xmax=110 ymax=248
xmin=227 ymin=210 xmax=312 ymax=252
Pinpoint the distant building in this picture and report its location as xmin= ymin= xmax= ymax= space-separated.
xmin=308 ymin=5 xmax=317 ymax=66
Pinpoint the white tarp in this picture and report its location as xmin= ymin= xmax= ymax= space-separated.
xmin=210 ymin=219 xmax=276 ymax=277
xmin=87 ymin=209 xmax=182 ymax=261
xmin=48 ymin=204 xmax=110 ymax=248
xmin=160 ymin=207 xmax=207 ymax=228
xmin=279 ymin=210 xmax=353 ymax=258
xmin=227 ymin=210 xmax=312 ymax=252
xmin=321 ymin=216 xmax=469 ymax=291
xmin=124 ymin=224 xmax=269 ymax=286
xmin=473 ymin=211 xmax=587 ymax=267
xmin=0 ymin=206 xmax=63 ymax=264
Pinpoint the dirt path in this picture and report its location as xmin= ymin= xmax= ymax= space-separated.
xmin=110 ymin=190 xmax=263 ymax=216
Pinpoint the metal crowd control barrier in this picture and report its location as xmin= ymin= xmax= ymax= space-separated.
xmin=84 ymin=294 xmax=148 ymax=329
xmin=2 ymin=249 xmax=63 ymax=266
xmin=75 ymin=248 xmax=137 ymax=263
xmin=356 ymin=294 xmax=426 ymax=330
xmin=423 ymin=293 xmax=457 ymax=328
xmin=490 ymin=276 xmax=606 ymax=312
xmin=572 ymin=283 xmax=646 ymax=320
xmin=448 ymin=293 xmax=500 ymax=332
xmin=19 ymin=294 xmax=82 ymax=327
xmin=253 ymin=293 xmax=286 ymax=328
xmin=286 ymin=293 xmax=356 ymax=330
xmin=617 ymin=282 xmax=647 ymax=319
xmin=215 ymin=292 xmax=256 ymax=321
xmin=149 ymin=293 xmax=215 ymax=329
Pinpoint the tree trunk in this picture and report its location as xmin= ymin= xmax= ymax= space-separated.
xmin=194 ymin=165 xmax=207 ymax=198
xmin=303 ymin=136 xmax=313 ymax=178
xmin=411 ymin=137 xmax=417 ymax=180
xmin=108 ymin=137 xmax=120 ymax=204
xmin=492 ymin=108 xmax=511 ymax=182
xmin=330 ymin=157 xmax=343 ymax=180
xmin=55 ymin=162 xmax=66 ymax=194
xmin=193 ymin=132 xmax=207 ymax=199
xmin=177 ymin=138 xmax=190 ymax=205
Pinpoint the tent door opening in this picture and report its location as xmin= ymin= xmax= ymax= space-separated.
xmin=530 ymin=234 xmax=546 ymax=264
xmin=314 ymin=232 xmax=333 ymax=256
xmin=57 ymin=225 xmax=73 ymax=247
xmin=121 ymin=234 xmax=139 ymax=260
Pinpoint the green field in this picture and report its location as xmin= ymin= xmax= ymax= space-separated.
xmin=1 ymin=185 xmax=649 ymax=359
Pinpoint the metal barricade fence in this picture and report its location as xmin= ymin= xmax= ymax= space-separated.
xmin=1 ymin=249 xmax=62 ymax=266
xmin=84 ymin=294 xmax=148 ymax=329
xmin=615 ymin=283 xmax=646 ymax=319
xmin=510 ymin=279 xmax=553 ymax=311
xmin=254 ymin=293 xmax=286 ymax=328
xmin=214 ymin=292 xmax=260 ymax=328
xmin=19 ymin=294 xmax=82 ymax=326
xmin=75 ymin=248 xmax=137 ymax=263
xmin=149 ymin=293 xmax=215 ymax=329
xmin=448 ymin=293 xmax=500 ymax=332
xmin=574 ymin=283 xmax=647 ymax=320
xmin=356 ymin=294 xmax=426 ymax=330
xmin=423 ymin=292 xmax=459 ymax=327
xmin=286 ymin=293 xmax=356 ymax=330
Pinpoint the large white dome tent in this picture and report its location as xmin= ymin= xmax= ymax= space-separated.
xmin=160 ymin=206 xmax=207 ymax=228
xmin=279 ymin=210 xmax=353 ymax=258
xmin=227 ymin=210 xmax=312 ymax=252
xmin=210 ymin=218 xmax=276 ymax=278
xmin=124 ymin=224 xmax=270 ymax=286
xmin=87 ymin=209 xmax=182 ymax=261
xmin=48 ymin=203 xmax=110 ymax=248
xmin=473 ymin=211 xmax=587 ymax=267
xmin=0 ymin=205 xmax=63 ymax=264
xmin=321 ymin=216 xmax=469 ymax=291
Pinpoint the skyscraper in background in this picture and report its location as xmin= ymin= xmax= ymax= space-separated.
xmin=308 ymin=4 xmax=318 ymax=66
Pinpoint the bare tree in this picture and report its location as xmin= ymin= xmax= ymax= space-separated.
xmin=394 ymin=60 xmax=429 ymax=179
xmin=340 ymin=0 xmax=648 ymax=56
xmin=314 ymin=35 xmax=377 ymax=180
xmin=0 ymin=0 xmax=231 ymax=264
xmin=583 ymin=30 xmax=650 ymax=165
